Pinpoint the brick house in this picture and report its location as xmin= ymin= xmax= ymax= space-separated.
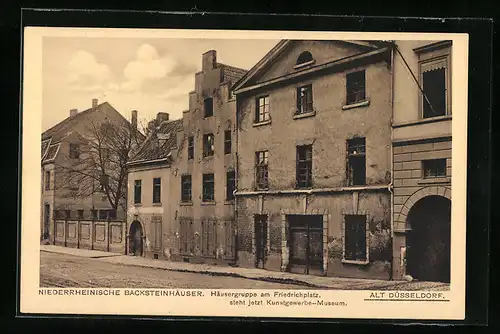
xmin=126 ymin=50 xmax=247 ymax=264
xmin=169 ymin=50 xmax=247 ymax=264
xmin=41 ymin=99 xmax=142 ymax=242
xmin=126 ymin=112 xmax=183 ymax=258
xmin=391 ymin=40 xmax=453 ymax=283
xmin=232 ymin=40 xmax=394 ymax=279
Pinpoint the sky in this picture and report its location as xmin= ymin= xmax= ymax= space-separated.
xmin=42 ymin=37 xmax=280 ymax=131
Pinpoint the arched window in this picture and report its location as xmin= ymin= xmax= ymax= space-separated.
xmin=296 ymin=51 xmax=314 ymax=65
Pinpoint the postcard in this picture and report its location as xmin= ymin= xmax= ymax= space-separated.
xmin=21 ymin=26 xmax=468 ymax=320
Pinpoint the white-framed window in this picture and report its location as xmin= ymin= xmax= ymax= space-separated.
xmin=416 ymin=41 xmax=452 ymax=119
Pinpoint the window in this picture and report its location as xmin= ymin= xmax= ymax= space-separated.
xmin=77 ymin=210 xmax=84 ymax=219
xmin=99 ymin=210 xmax=108 ymax=220
xmin=255 ymin=151 xmax=269 ymax=190
xmin=134 ymin=180 xmax=142 ymax=204
xmin=296 ymin=145 xmax=313 ymax=188
xmin=201 ymin=220 xmax=216 ymax=257
xmin=346 ymin=70 xmax=366 ymax=105
xmin=44 ymin=171 xmax=51 ymax=190
xmin=204 ymin=97 xmax=214 ymax=117
xmin=347 ymin=137 xmax=366 ymax=186
xmin=224 ymin=130 xmax=232 ymax=155
xmin=179 ymin=219 xmax=193 ymax=254
xmin=296 ymin=84 xmax=313 ymax=114
xmin=153 ymin=177 xmax=161 ymax=203
xmin=69 ymin=143 xmax=80 ymax=159
xmin=255 ymin=96 xmax=270 ymax=123
xmin=54 ymin=210 xmax=64 ymax=219
xmin=296 ymin=51 xmax=313 ymax=65
xmin=422 ymin=159 xmax=447 ymax=178
xmin=181 ymin=175 xmax=192 ymax=202
xmin=203 ymin=133 xmax=214 ymax=157
xmin=187 ymin=136 xmax=194 ymax=160
xmin=421 ymin=62 xmax=447 ymax=118
xmin=344 ymin=215 xmax=368 ymax=262
xmin=202 ymin=174 xmax=215 ymax=202
xmin=65 ymin=210 xmax=71 ymax=219
xmin=226 ymin=170 xmax=236 ymax=200
xmin=91 ymin=209 xmax=98 ymax=219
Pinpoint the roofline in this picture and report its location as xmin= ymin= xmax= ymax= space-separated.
xmin=127 ymin=157 xmax=171 ymax=168
xmin=231 ymin=39 xmax=385 ymax=93
xmin=233 ymin=47 xmax=390 ymax=95
xmin=231 ymin=40 xmax=290 ymax=92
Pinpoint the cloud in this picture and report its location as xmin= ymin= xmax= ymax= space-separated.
xmin=66 ymin=50 xmax=111 ymax=90
xmin=121 ymin=44 xmax=178 ymax=92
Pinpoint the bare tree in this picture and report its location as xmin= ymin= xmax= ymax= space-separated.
xmin=54 ymin=116 xmax=146 ymax=214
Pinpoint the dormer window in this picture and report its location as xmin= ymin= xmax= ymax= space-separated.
xmin=294 ymin=51 xmax=315 ymax=69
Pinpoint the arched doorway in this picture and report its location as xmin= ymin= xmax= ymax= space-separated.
xmin=129 ymin=221 xmax=144 ymax=256
xmin=406 ymin=195 xmax=451 ymax=283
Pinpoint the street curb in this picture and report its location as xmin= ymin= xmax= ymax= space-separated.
xmin=41 ymin=249 xmax=122 ymax=259
xmin=101 ymin=259 xmax=329 ymax=289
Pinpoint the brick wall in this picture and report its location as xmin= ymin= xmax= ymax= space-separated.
xmin=392 ymin=139 xmax=452 ymax=231
xmin=391 ymin=138 xmax=452 ymax=279
xmin=168 ymin=50 xmax=237 ymax=264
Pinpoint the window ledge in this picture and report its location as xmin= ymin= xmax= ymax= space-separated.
xmin=393 ymin=115 xmax=452 ymax=128
xmin=152 ymin=203 xmax=162 ymax=207
xmin=253 ymin=120 xmax=271 ymax=127
xmin=224 ymin=200 xmax=235 ymax=205
xmin=342 ymin=99 xmax=370 ymax=110
xmin=203 ymin=154 xmax=215 ymax=159
xmin=418 ymin=177 xmax=450 ymax=185
xmin=293 ymin=60 xmax=315 ymax=70
xmin=180 ymin=201 xmax=193 ymax=206
xmin=133 ymin=203 xmax=142 ymax=207
xmin=201 ymin=201 xmax=216 ymax=206
xmin=293 ymin=111 xmax=316 ymax=120
xmin=342 ymin=259 xmax=369 ymax=265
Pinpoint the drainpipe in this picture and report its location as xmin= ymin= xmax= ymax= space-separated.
xmin=388 ymin=41 xmax=396 ymax=280
xmin=233 ymin=93 xmax=240 ymax=263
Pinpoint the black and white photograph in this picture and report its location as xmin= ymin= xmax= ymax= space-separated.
xmin=21 ymin=27 xmax=468 ymax=319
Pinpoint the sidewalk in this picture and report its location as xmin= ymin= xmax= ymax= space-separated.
xmin=40 ymin=245 xmax=449 ymax=291
xmin=41 ymin=244 xmax=122 ymax=258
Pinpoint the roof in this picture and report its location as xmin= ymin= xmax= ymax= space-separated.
xmin=128 ymin=119 xmax=183 ymax=166
xmin=41 ymin=101 xmax=145 ymax=164
xmin=42 ymin=102 xmax=105 ymax=141
xmin=219 ymin=63 xmax=247 ymax=86
xmin=230 ymin=39 xmax=383 ymax=92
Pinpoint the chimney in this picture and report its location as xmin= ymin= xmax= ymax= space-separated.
xmin=202 ymin=50 xmax=217 ymax=72
xmin=92 ymin=98 xmax=98 ymax=109
xmin=131 ymin=110 xmax=138 ymax=129
xmin=156 ymin=112 xmax=169 ymax=124
xmin=70 ymin=109 xmax=78 ymax=117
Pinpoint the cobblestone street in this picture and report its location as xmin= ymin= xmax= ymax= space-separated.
xmin=39 ymin=246 xmax=450 ymax=290
xmin=40 ymin=251 xmax=315 ymax=289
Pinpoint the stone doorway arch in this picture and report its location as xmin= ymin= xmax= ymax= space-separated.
xmin=405 ymin=194 xmax=451 ymax=283
xmin=129 ymin=220 xmax=144 ymax=256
